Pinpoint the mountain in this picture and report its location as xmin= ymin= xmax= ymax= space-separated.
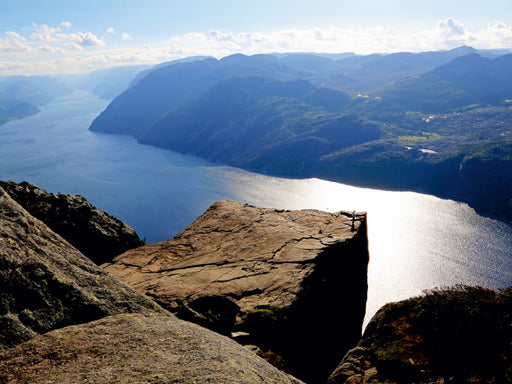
xmin=0 ymin=76 xmax=71 ymax=126
xmin=374 ymin=53 xmax=512 ymax=113
xmin=60 ymin=64 xmax=152 ymax=99
xmin=89 ymin=54 xmax=309 ymax=137
xmin=88 ymin=48 xmax=512 ymax=222
xmin=139 ymin=76 xmax=378 ymax=176
xmin=129 ymin=55 xmax=213 ymax=87
xmin=278 ymin=46 xmax=481 ymax=93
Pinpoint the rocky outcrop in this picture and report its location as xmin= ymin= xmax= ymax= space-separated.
xmin=328 ymin=285 xmax=512 ymax=384
xmin=0 ymin=313 xmax=303 ymax=384
xmin=0 ymin=181 xmax=143 ymax=264
xmin=104 ymin=200 xmax=370 ymax=383
xmin=0 ymin=186 xmax=164 ymax=352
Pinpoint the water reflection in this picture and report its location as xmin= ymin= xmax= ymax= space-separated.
xmin=1 ymin=91 xmax=512 ymax=327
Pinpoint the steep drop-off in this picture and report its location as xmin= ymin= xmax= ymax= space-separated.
xmin=104 ymin=200 xmax=370 ymax=384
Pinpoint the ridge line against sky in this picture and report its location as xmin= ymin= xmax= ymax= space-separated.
xmin=1 ymin=0 xmax=512 ymax=76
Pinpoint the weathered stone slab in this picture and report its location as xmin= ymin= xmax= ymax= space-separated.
xmin=105 ymin=200 xmax=369 ymax=383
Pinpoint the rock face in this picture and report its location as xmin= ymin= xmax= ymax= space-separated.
xmin=0 ymin=186 xmax=164 ymax=352
xmin=104 ymin=200 xmax=370 ymax=383
xmin=328 ymin=285 xmax=512 ymax=384
xmin=0 ymin=313 xmax=304 ymax=384
xmin=0 ymin=181 xmax=143 ymax=264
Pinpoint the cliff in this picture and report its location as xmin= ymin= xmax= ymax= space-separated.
xmin=0 ymin=186 xmax=304 ymax=383
xmin=104 ymin=200 xmax=370 ymax=383
xmin=0 ymin=181 xmax=143 ymax=264
xmin=328 ymin=285 xmax=512 ymax=384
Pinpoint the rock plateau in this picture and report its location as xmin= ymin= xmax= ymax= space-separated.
xmin=104 ymin=200 xmax=370 ymax=383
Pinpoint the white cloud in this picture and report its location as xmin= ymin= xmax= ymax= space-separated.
xmin=62 ymin=42 xmax=84 ymax=51
xmin=60 ymin=21 xmax=72 ymax=29
xmin=31 ymin=23 xmax=60 ymax=43
xmin=0 ymin=31 xmax=31 ymax=53
xmin=66 ymin=32 xmax=105 ymax=47
xmin=5 ymin=31 xmax=26 ymax=41
xmin=2 ymin=18 xmax=512 ymax=76
xmin=38 ymin=45 xmax=64 ymax=54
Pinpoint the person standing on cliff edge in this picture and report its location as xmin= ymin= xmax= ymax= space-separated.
xmin=352 ymin=210 xmax=356 ymax=231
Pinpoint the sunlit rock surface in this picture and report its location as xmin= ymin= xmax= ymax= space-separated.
xmin=104 ymin=200 xmax=370 ymax=383
xmin=0 ymin=313 xmax=304 ymax=384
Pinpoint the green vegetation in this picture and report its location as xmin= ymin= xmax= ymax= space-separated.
xmin=363 ymin=285 xmax=512 ymax=382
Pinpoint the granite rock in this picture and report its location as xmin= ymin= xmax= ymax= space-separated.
xmin=0 ymin=186 xmax=164 ymax=352
xmin=0 ymin=313 xmax=304 ymax=384
xmin=0 ymin=180 xmax=142 ymax=264
xmin=104 ymin=200 xmax=370 ymax=383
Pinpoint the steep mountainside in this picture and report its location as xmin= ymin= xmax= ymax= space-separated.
xmin=104 ymin=200 xmax=370 ymax=384
xmin=89 ymin=54 xmax=307 ymax=137
xmin=139 ymin=76 xmax=377 ymax=176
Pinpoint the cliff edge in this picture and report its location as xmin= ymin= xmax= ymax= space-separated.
xmin=104 ymin=200 xmax=370 ymax=383
xmin=0 ymin=187 xmax=304 ymax=384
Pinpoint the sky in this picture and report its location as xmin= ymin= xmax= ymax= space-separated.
xmin=1 ymin=0 xmax=512 ymax=75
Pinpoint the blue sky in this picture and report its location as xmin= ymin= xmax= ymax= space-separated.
xmin=1 ymin=0 xmax=512 ymax=75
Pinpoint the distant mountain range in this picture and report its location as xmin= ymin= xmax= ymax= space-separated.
xmin=88 ymin=47 xmax=512 ymax=221
xmin=0 ymin=76 xmax=71 ymax=126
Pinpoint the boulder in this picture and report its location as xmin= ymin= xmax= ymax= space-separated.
xmin=0 ymin=186 xmax=164 ymax=352
xmin=0 ymin=180 xmax=143 ymax=264
xmin=0 ymin=313 xmax=304 ymax=384
xmin=104 ymin=200 xmax=370 ymax=383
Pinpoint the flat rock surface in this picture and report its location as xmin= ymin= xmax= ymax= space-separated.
xmin=0 ymin=313 xmax=304 ymax=384
xmin=0 ymin=187 xmax=165 ymax=352
xmin=104 ymin=200 xmax=368 ymax=383
xmin=104 ymin=200 xmax=364 ymax=316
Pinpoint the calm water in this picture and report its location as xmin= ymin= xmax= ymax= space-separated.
xmin=2 ymin=91 xmax=512 ymax=327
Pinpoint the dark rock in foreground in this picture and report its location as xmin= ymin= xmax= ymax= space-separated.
xmin=104 ymin=200 xmax=370 ymax=383
xmin=328 ymin=285 xmax=512 ymax=384
xmin=0 ymin=186 xmax=164 ymax=352
xmin=0 ymin=180 xmax=143 ymax=264
xmin=0 ymin=313 xmax=303 ymax=384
